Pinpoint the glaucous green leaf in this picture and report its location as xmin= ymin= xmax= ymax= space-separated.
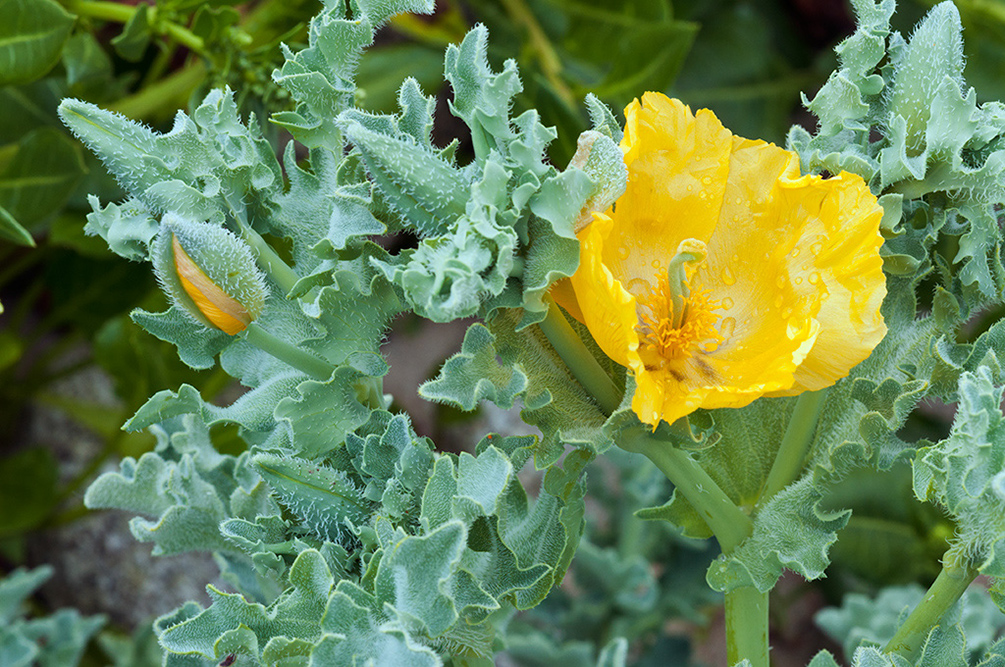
xmin=0 ymin=127 xmax=86 ymax=226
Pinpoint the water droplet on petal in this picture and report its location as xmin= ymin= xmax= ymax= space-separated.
xmin=811 ymin=242 xmax=824 ymax=255
xmin=808 ymin=273 xmax=821 ymax=285
xmin=702 ymin=176 xmax=712 ymax=185
xmin=732 ymin=254 xmax=740 ymax=263
xmin=720 ymin=317 xmax=736 ymax=339
xmin=781 ymin=306 xmax=793 ymax=319
xmin=721 ymin=297 xmax=734 ymax=310
xmin=652 ymin=259 xmax=661 ymax=269
xmin=773 ymin=295 xmax=784 ymax=309
xmin=617 ymin=245 xmax=630 ymax=260
xmin=775 ymin=276 xmax=786 ymax=289
xmin=626 ymin=277 xmax=648 ymax=294
xmin=794 ymin=277 xmax=802 ymax=285
xmin=791 ymin=247 xmax=801 ymax=258
xmin=721 ymin=267 xmax=736 ymax=286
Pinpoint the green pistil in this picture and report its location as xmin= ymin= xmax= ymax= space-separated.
xmin=664 ymin=238 xmax=707 ymax=327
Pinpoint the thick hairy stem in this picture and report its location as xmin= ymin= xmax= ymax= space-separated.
xmin=759 ymin=389 xmax=828 ymax=503
xmin=618 ymin=430 xmax=752 ymax=552
xmin=538 ymin=299 xmax=622 ymax=415
xmin=884 ymin=549 xmax=978 ymax=661
xmin=725 ymin=586 xmax=770 ymax=667
xmin=618 ymin=428 xmax=768 ymax=666
xmin=243 ymin=322 xmax=334 ymax=380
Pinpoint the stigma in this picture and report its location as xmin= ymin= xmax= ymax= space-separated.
xmin=635 ymin=239 xmax=723 ymax=367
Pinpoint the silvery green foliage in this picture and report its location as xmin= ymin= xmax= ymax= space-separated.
xmin=0 ymin=566 xmax=105 ymax=667
xmin=788 ymin=0 xmax=1005 ymax=302
xmin=914 ymin=368 xmax=1005 ymax=605
xmin=421 ymin=309 xmax=630 ymax=468
xmin=808 ymin=638 xmax=1005 ymax=667
xmin=502 ymin=446 xmax=716 ymax=666
xmin=143 ymin=422 xmax=585 ymax=665
xmin=816 ymin=584 xmax=1005 ymax=663
xmin=87 ymin=403 xmax=586 ymax=664
xmin=355 ymin=26 xmax=626 ymax=324
xmin=85 ymin=414 xmax=279 ymax=557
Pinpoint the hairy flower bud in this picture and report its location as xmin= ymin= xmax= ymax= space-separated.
xmin=151 ymin=214 xmax=267 ymax=334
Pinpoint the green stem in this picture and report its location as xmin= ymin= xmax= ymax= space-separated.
xmin=64 ymin=0 xmax=206 ymax=54
xmin=161 ymin=18 xmax=206 ymax=54
xmin=243 ymin=322 xmax=334 ymax=380
xmin=725 ymin=586 xmax=770 ymax=667
xmin=109 ymin=61 xmax=207 ymax=120
xmin=617 ymin=428 xmax=767 ymax=666
xmin=498 ymin=0 xmax=576 ymax=111
xmin=759 ymin=389 xmax=828 ymax=504
xmin=617 ymin=429 xmax=752 ymax=552
xmin=884 ymin=550 xmax=978 ymax=661
xmin=65 ymin=0 xmax=133 ymax=22
xmin=538 ymin=299 xmax=622 ymax=415
xmin=234 ymin=219 xmax=300 ymax=297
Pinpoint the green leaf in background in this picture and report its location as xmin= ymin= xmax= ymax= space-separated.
xmin=816 ymin=584 xmax=1005 ymax=664
xmin=110 ymin=3 xmax=153 ymax=62
xmin=0 ymin=127 xmax=87 ymax=227
xmin=558 ymin=0 xmax=698 ymax=101
xmin=0 ymin=204 xmax=34 ymax=245
xmin=60 ymin=32 xmax=113 ymax=94
xmin=0 ymin=0 xmax=75 ymax=86
xmin=356 ymin=43 xmax=444 ymax=113
xmin=0 ymin=81 xmax=65 ymax=145
xmin=0 ymin=447 xmax=58 ymax=537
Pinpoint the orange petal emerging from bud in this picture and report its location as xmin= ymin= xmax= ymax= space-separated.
xmin=172 ymin=234 xmax=253 ymax=335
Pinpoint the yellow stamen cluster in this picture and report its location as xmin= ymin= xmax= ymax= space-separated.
xmin=636 ymin=271 xmax=724 ymax=365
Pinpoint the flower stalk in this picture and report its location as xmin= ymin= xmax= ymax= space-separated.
xmin=617 ymin=429 xmax=752 ymax=552
xmin=725 ymin=586 xmax=770 ymax=667
xmin=759 ymin=389 xmax=828 ymax=504
xmin=538 ymin=298 xmax=622 ymax=415
xmin=243 ymin=322 xmax=335 ymax=381
xmin=883 ymin=548 xmax=978 ymax=661
xmin=233 ymin=218 xmax=301 ymax=298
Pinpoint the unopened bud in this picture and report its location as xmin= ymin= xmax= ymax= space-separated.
xmin=152 ymin=214 xmax=266 ymax=334
xmin=569 ymin=130 xmax=628 ymax=233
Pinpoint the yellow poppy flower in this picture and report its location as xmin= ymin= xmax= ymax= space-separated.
xmin=554 ymin=93 xmax=887 ymax=427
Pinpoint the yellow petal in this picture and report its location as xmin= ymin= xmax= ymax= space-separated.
xmin=567 ymin=212 xmax=641 ymax=371
xmin=606 ymin=95 xmax=733 ymax=292
xmin=550 ymin=277 xmax=585 ymax=324
xmin=772 ymin=170 xmax=887 ymax=394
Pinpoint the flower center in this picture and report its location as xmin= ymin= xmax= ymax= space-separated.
xmin=636 ymin=239 xmax=724 ymax=366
